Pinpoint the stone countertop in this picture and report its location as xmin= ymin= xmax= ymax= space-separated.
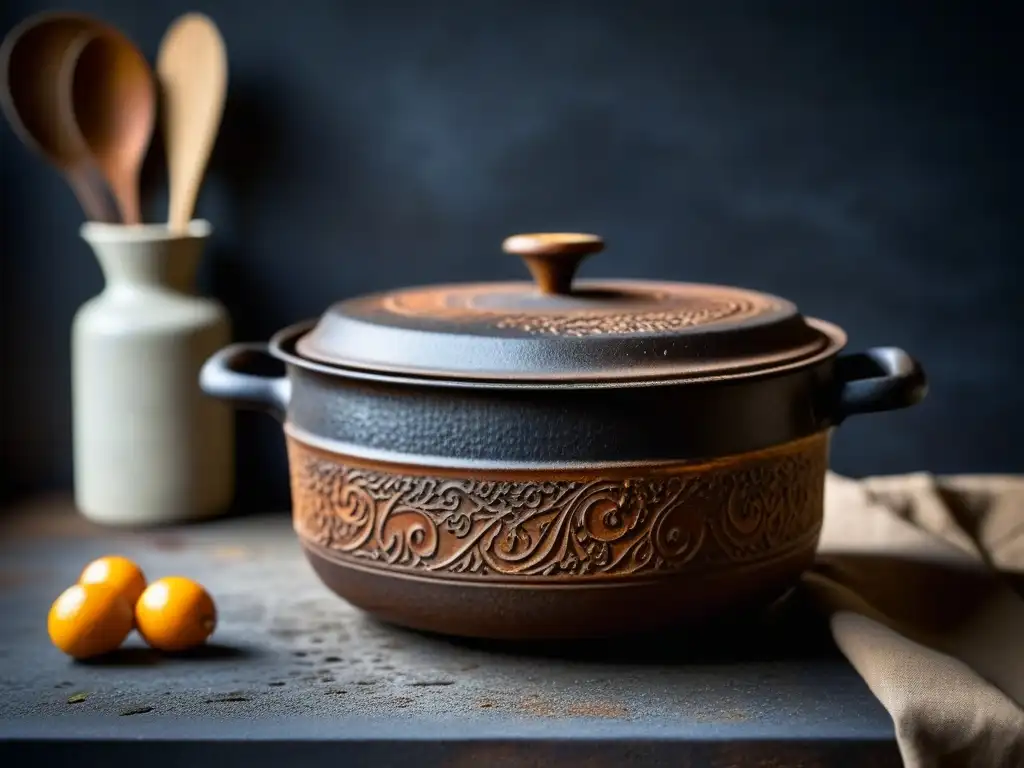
xmin=0 ymin=496 xmax=900 ymax=767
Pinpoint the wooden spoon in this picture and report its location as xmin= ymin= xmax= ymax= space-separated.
xmin=64 ymin=30 xmax=156 ymax=225
xmin=0 ymin=12 xmax=119 ymax=222
xmin=156 ymin=13 xmax=228 ymax=234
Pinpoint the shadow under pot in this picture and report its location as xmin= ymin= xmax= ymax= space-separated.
xmin=200 ymin=232 xmax=927 ymax=641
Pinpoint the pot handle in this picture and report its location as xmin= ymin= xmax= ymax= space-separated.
xmin=199 ymin=343 xmax=291 ymax=422
xmin=833 ymin=347 xmax=927 ymax=423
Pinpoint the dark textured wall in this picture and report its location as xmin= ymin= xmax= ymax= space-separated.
xmin=2 ymin=0 xmax=1021 ymax=510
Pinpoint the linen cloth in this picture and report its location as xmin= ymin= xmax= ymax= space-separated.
xmin=811 ymin=471 xmax=1024 ymax=767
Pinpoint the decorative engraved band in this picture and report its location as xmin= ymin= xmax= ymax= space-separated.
xmin=288 ymin=432 xmax=828 ymax=583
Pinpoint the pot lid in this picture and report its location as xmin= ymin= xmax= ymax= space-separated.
xmin=294 ymin=233 xmax=839 ymax=384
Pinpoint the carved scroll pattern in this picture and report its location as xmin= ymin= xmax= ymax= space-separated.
xmin=289 ymin=435 xmax=827 ymax=580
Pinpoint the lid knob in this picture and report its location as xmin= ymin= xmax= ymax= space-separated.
xmin=502 ymin=232 xmax=604 ymax=296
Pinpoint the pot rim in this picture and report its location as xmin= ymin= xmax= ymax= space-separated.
xmin=282 ymin=422 xmax=837 ymax=474
xmin=268 ymin=318 xmax=849 ymax=391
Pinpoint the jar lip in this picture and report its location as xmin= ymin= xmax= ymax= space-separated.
xmin=269 ymin=317 xmax=848 ymax=391
xmin=79 ymin=219 xmax=212 ymax=243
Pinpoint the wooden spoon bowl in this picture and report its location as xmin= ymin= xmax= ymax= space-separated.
xmin=156 ymin=13 xmax=228 ymax=233
xmin=64 ymin=29 xmax=156 ymax=225
xmin=0 ymin=11 xmax=119 ymax=222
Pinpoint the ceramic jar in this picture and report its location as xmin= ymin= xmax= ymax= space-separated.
xmin=73 ymin=220 xmax=233 ymax=525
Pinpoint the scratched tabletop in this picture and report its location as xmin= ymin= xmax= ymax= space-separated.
xmin=0 ymin=496 xmax=900 ymax=767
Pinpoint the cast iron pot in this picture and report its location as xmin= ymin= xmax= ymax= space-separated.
xmin=200 ymin=233 xmax=927 ymax=640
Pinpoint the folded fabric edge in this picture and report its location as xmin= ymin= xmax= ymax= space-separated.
xmin=802 ymin=571 xmax=1024 ymax=768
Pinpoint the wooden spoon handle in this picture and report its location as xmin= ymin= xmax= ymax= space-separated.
xmin=66 ymin=165 xmax=119 ymax=223
xmin=109 ymin=170 xmax=141 ymax=224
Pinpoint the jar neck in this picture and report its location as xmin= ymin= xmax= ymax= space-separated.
xmin=84 ymin=234 xmax=203 ymax=294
